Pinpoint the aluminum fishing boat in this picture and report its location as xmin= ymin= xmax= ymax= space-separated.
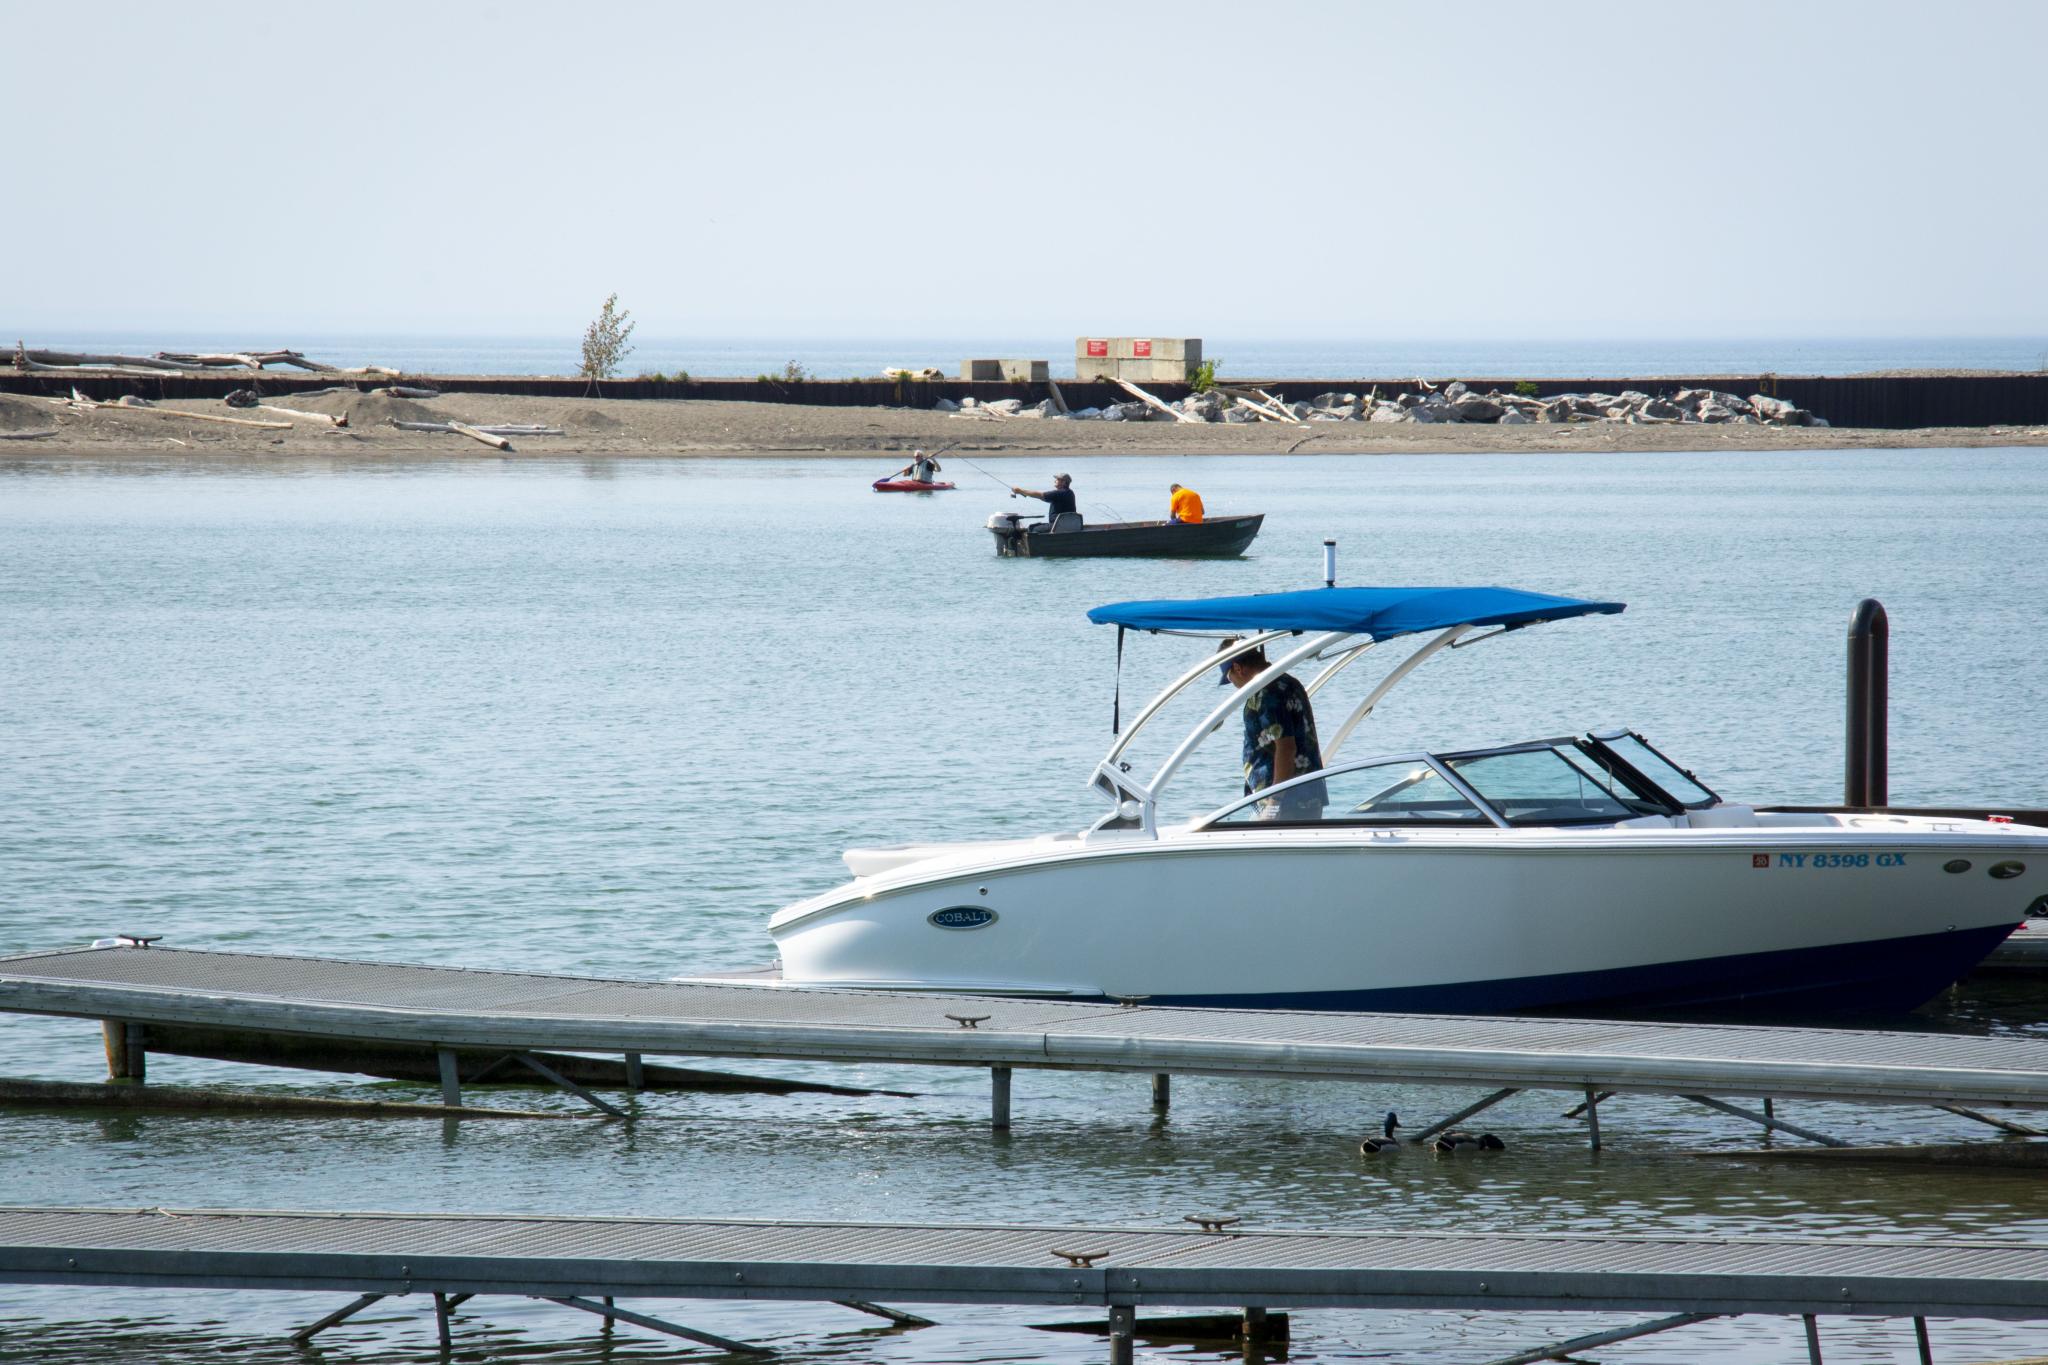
xmin=986 ymin=510 xmax=1263 ymax=558
xmin=763 ymin=584 xmax=2047 ymax=1015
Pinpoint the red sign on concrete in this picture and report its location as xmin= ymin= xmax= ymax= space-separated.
xmin=1085 ymin=339 xmax=1108 ymax=358
xmin=1133 ymin=339 xmax=1153 ymax=357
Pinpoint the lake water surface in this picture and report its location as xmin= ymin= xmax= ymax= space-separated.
xmin=2 ymin=448 xmax=2046 ymax=1362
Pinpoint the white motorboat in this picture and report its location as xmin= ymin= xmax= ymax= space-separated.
xmin=762 ymin=584 xmax=2047 ymax=1015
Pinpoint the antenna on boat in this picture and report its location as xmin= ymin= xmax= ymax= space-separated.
xmin=1323 ymin=538 xmax=1337 ymax=588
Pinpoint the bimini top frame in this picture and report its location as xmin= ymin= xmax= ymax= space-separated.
xmin=1083 ymin=585 xmax=1626 ymax=836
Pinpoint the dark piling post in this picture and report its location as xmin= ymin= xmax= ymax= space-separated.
xmin=1846 ymin=599 xmax=1889 ymax=807
xmin=102 ymin=1021 xmax=145 ymax=1082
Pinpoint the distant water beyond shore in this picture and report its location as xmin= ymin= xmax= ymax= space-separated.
xmin=22 ymin=333 xmax=2048 ymax=380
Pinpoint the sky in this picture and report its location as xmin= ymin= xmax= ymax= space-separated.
xmin=3 ymin=0 xmax=2044 ymax=340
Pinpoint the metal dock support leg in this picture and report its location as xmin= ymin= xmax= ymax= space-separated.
xmin=433 ymin=1292 xmax=453 ymax=1351
xmin=1584 ymin=1085 xmax=1602 ymax=1152
xmin=834 ymin=1300 xmax=936 ymax=1327
xmin=1242 ymin=1305 xmax=1283 ymax=1343
xmin=1476 ymin=1311 xmax=1722 ymax=1365
xmin=513 ymin=1052 xmax=628 ymax=1119
xmin=102 ymin=1020 xmax=146 ymax=1082
xmin=1936 ymin=1103 xmax=2047 ymax=1136
xmin=1152 ymin=1073 xmax=1171 ymax=1111
xmin=991 ymin=1066 xmax=1012 ymax=1132
xmin=1913 ymin=1316 xmax=1932 ymax=1365
xmin=624 ymin=1053 xmax=645 ymax=1090
xmin=289 ymin=1292 xmax=386 ymax=1344
xmin=547 ymin=1295 xmax=771 ymax=1356
xmin=1683 ymin=1094 xmax=1848 ymax=1147
xmin=437 ymin=1049 xmax=462 ymax=1109
xmin=1409 ymin=1088 xmax=1519 ymax=1144
xmin=1804 ymin=1312 xmax=1824 ymax=1364
xmin=1108 ymin=1304 xmax=1136 ymax=1365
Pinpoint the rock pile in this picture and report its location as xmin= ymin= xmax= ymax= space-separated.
xmin=937 ymin=384 xmax=1828 ymax=427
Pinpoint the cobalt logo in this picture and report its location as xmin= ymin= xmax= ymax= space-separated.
xmin=928 ymin=906 xmax=997 ymax=930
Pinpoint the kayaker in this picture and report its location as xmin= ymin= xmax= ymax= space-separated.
xmin=893 ymin=450 xmax=942 ymax=484
xmin=1011 ymin=472 xmax=1078 ymax=527
xmin=1220 ymin=642 xmax=1326 ymax=819
xmin=1168 ymin=482 xmax=1205 ymax=524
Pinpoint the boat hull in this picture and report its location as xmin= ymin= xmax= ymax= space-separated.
xmin=770 ymin=829 xmax=2046 ymax=1017
xmin=873 ymin=480 xmax=955 ymax=492
xmin=990 ymin=513 xmax=1263 ymax=558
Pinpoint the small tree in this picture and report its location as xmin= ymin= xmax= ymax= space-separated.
xmin=580 ymin=293 xmax=636 ymax=380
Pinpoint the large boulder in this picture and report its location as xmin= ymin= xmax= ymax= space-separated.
xmin=1450 ymin=397 xmax=1504 ymax=423
xmin=1368 ymin=404 xmax=1413 ymax=422
xmin=1498 ymin=408 xmax=1533 ymax=425
xmin=1750 ymin=394 xmax=1798 ymax=422
xmin=1641 ymin=398 xmax=1686 ymax=421
xmin=1444 ymin=381 xmax=1470 ymax=399
xmin=1539 ymin=399 xmax=1576 ymax=423
xmin=933 ymin=396 xmax=960 ymax=412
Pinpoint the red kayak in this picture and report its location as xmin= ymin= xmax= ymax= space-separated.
xmin=873 ymin=479 xmax=956 ymax=492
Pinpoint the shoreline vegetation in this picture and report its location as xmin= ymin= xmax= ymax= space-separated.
xmin=3 ymin=388 xmax=2045 ymax=461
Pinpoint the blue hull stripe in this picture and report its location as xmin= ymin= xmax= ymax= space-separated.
xmin=1142 ymin=923 xmax=2020 ymax=1017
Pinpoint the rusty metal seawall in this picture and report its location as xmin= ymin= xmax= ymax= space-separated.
xmin=6 ymin=371 xmax=2048 ymax=428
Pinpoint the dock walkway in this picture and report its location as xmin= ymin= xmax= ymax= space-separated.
xmin=3 ymin=1205 xmax=2045 ymax=1361
xmin=3 ymin=944 xmax=2047 ymax=1143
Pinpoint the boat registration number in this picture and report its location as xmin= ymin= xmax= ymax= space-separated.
xmin=1754 ymin=852 xmax=1905 ymax=869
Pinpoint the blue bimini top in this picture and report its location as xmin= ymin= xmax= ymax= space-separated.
xmin=1085 ymin=585 xmax=1625 ymax=640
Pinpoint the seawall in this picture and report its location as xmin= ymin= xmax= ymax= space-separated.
xmin=5 ymin=371 xmax=2046 ymax=430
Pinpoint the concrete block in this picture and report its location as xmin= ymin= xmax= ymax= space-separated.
xmin=1074 ymin=357 xmax=1118 ymax=381
xmin=960 ymin=359 xmax=1004 ymax=381
xmin=1129 ymin=359 xmax=1196 ymax=384
xmin=999 ymin=359 xmax=1049 ymax=383
xmin=1077 ymin=337 xmax=1113 ymax=361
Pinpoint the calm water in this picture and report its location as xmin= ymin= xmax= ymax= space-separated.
xmin=2 ymin=448 xmax=2047 ymax=1362
xmin=32 ymin=331 xmax=2048 ymax=380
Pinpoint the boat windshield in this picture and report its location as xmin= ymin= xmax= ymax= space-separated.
xmin=1206 ymin=757 xmax=1492 ymax=828
xmin=1588 ymin=730 xmax=1720 ymax=809
xmin=1443 ymin=745 xmax=1668 ymax=825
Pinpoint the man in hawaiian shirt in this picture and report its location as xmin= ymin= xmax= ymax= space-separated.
xmin=1221 ymin=643 xmax=1327 ymax=818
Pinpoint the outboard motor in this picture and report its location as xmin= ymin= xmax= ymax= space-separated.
xmin=986 ymin=511 xmax=1026 ymax=532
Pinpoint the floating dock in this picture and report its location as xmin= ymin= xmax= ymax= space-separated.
xmin=2 ymin=1205 xmax=2043 ymax=1362
xmin=2 ymin=944 xmax=2045 ymax=1146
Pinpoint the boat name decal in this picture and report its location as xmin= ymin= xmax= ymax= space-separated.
xmin=928 ymin=906 xmax=998 ymax=930
xmin=1754 ymin=852 xmax=1905 ymax=869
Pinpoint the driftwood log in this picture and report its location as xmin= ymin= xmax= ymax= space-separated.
xmin=156 ymin=349 xmax=338 ymax=372
xmin=253 ymin=404 xmax=347 ymax=428
xmin=1110 ymin=376 xmax=1205 ymax=425
xmin=448 ymin=420 xmax=513 ymax=451
xmin=392 ymin=421 xmax=562 ymax=438
xmin=16 ymin=343 xmax=185 ymax=371
xmin=57 ymin=391 xmax=293 ymax=430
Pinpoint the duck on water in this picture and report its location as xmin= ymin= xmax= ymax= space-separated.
xmin=732 ymin=579 xmax=2047 ymax=1018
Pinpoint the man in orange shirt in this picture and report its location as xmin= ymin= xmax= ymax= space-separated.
xmin=1168 ymin=482 xmax=1205 ymax=524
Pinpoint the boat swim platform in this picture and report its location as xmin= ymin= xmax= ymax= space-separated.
xmin=5 ymin=1206 xmax=2048 ymax=1363
xmin=3 ymin=943 xmax=2047 ymax=1146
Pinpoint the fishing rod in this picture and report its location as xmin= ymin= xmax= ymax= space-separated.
xmin=948 ymin=452 xmax=1020 ymax=496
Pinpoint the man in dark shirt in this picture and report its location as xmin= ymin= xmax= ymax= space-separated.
xmin=1011 ymin=472 xmax=1078 ymax=528
xmin=1222 ymin=643 xmax=1327 ymax=818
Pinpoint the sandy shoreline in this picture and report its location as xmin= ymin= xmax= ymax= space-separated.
xmin=3 ymin=389 xmax=2045 ymax=460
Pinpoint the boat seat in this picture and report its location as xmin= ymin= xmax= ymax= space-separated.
xmin=1686 ymin=803 xmax=1757 ymax=828
xmin=1048 ymin=512 xmax=1085 ymax=533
